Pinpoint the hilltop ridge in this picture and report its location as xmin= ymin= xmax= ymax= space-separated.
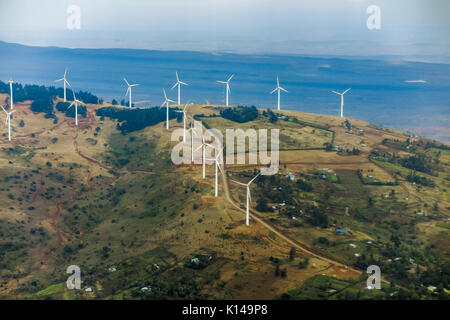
xmin=0 ymin=94 xmax=448 ymax=300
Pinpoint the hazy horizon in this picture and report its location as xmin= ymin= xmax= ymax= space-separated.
xmin=1 ymin=0 xmax=449 ymax=63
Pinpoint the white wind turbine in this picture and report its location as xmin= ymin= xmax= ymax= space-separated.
xmin=174 ymin=103 xmax=190 ymax=142
xmin=67 ymin=90 xmax=86 ymax=126
xmin=161 ymin=88 xmax=175 ymax=130
xmin=186 ymin=119 xmax=200 ymax=163
xmin=124 ymin=78 xmax=139 ymax=108
xmin=194 ymin=131 xmax=211 ymax=179
xmin=270 ymin=76 xmax=288 ymax=111
xmin=171 ymin=71 xmax=188 ymax=105
xmin=331 ymin=88 xmax=351 ymax=118
xmin=54 ymin=68 xmax=71 ymax=102
xmin=216 ymin=74 xmax=234 ymax=107
xmin=206 ymin=146 xmax=224 ymax=197
xmin=7 ymin=78 xmax=14 ymax=110
xmin=231 ymin=172 xmax=261 ymax=226
xmin=1 ymin=105 xmax=14 ymax=142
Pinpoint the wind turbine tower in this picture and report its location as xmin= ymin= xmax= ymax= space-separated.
xmin=332 ymin=88 xmax=351 ymax=118
xmin=1 ymin=105 xmax=15 ymax=141
xmin=124 ymin=78 xmax=139 ymax=108
xmin=161 ymin=88 xmax=175 ymax=130
xmin=171 ymin=71 xmax=188 ymax=105
xmin=175 ymin=104 xmax=190 ymax=142
xmin=67 ymin=90 xmax=86 ymax=126
xmin=216 ymin=74 xmax=234 ymax=107
xmin=7 ymin=78 xmax=14 ymax=110
xmin=55 ymin=68 xmax=70 ymax=102
xmin=270 ymin=76 xmax=288 ymax=111
xmin=231 ymin=172 xmax=261 ymax=226
xmin=206 ymin=147 xmax=224 ymax=197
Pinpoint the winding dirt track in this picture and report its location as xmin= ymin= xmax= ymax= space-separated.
xmin=220 ymin=164 xmax=362 ymax=276
xmin=202 ymin=125 xmax=364 ymax=277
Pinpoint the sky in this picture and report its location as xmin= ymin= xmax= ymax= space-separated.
xmin=0 ymin=0 xmax=449 ymax=61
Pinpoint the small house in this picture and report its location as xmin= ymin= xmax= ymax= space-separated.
xmin=286 ymin=172 xmax=296 ymax=181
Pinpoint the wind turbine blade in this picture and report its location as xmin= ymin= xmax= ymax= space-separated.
xmin=343 ymin=88 xmax=351 ymax=94
xmin=248 ymin=172 xmax=261 ymax=185
xmin=248 ymin=188 xmax=252 ymax=203
xmin=55 ymin=78 xmax=64 ymax=82
xmin=67 ymin=101 xmax=75 ymax=110
xmin=1 ymin=106 xmax=7 ymax=114
xmin=163 ymin=88 xmax=168 ymax=100
xmin=168 ymin=99 xmax=175 ymax=103
xmin=217 ymin=163 xmax=224 ymax=174
xmin=331 ymin=91 xmax=341 ymax=95
xmin=125 ymin=87 xmax=130 ymax=97
xmin=176 ymin=71 xmax=179 ymax=82
xmin=270 ymin=88 xmax=278 ymax=94
xmin=231 ymin=179 xmax=247 ymax=186
xmin=279 ymin=87 xmax=288 ymax=93
xmin=171 ymin=82 xmax=178 ymax=90
xmin=64 ymin=68 xmax=67 ymax=77
xmin=204 ymin=143 xmax=216 ymax=150
xmin=180 ymin=81 xmax=188 ymax=86
xmin=277 ymin=76 xmax=279 ymax=86
xmin=217 ymin=80 xmax=227 ymax=84
xmin=123 ymin=78 xmax=130 ymax=86
xmin=131 ymin=84 xmax=139 ymax=87
xmin=216 ymin=147 xmax=224 ymax=159
xmin=194 ymin=144 xmax=203 ymax=152
xmin=227 ymin=74 xmax=234 ymax=82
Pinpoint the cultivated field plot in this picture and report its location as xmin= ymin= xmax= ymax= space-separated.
xmin=202 ymin=117 xmax=333 ymax=150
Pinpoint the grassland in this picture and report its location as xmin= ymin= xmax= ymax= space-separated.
xmin=0 ymin=96 xmax=448 ymax=300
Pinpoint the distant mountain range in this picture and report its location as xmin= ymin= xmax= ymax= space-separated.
xmin=0 ymin=41 xmax=449 ymax=142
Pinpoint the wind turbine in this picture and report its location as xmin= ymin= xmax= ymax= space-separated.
xmin=171 ymin=71 xmax=188 ymax=105
xmin=270 ymin=76 xmax=288 ymax=111
xmin=216 ymin=74 xmax=234 ymax=107
xmin=161 ymin=88 xmax=175 ymax=130
xmin=186 ymin=119 xmax=200 ymax=163
xmin=6 ymin=78 xmax=14 ymax=110
xmin=194 ymin=132 xmax=210 ymax=179
xmin=54 ymin=68 xmax=71 ymax=102
xmin=231 ymin=172 xmax=261 ymax=226
xmin=124 ymin=78 xmax=139 ymax=108
xmin=206 ymin=146 xmax=224 ymax=197
xmin=331 ymin=88 xmax=351 ymax=118
xmin=174 ymin=103 xmax=190 ymax=142
xmin=67 ymin=90 xmax=86 ymax=126
xmin=1 ymin=105 xmax=14 ymax=142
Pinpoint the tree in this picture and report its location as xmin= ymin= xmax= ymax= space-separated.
xmin=267 ymin=109 xmax=278 ymax=123
xmin=289 ymin=247 xmax=296 ymax=260
xmin=256 ymin=197 xmax=269 ymax=212
xmin=298 ymin=258 xmax=309 ymax=269
xmin=323 ymin=142 xmax=333 ymax=151
xmin=220 ymin=106 xmax=258 ymax=123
